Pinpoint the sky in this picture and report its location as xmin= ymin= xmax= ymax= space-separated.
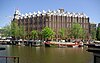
xmin=0 ymin=0 xmax=100 ymax=27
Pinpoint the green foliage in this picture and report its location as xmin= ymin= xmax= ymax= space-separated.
xmin=2 ymin=24 xmax=11 ymax=37
xmin=91 ymin=29 xmax=96 ymax=39
xmin=70 ymin=23 xmax=85 ymax=39
xmin=11 ymin=21 xmax=26 ymax=39
xmin=59 ymin=28 xmax=66 ymax=39
xmin=11 ymin=21 xmax=19 ymax=37
xmin=31 ymin=30 xmax=38 ymax=39
xmin=3 ymin=21 xmax=26 ymax=39
xmin=41 ymin=27 xmax=55 ymax=39
xmin=96 ymin=27 xmax=100 ymax=40
xmin=18 ymin=25 xmax=26 ymax=39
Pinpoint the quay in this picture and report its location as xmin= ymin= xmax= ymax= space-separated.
xmin=0 ymin=39 xmax=99 ymax=48
xmin=0 ymin=39 xmax=43 ymax=47
xmin=0 ymin=39 xmax=84 ymax=48
xmin=0 ymin=56 xmax=19 ymax=63
xmin=87 ymin=41 xmax=100 ymax=63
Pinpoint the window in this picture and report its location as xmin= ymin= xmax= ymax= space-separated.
xmin=86 ymin=18 xmax=88 ymax=23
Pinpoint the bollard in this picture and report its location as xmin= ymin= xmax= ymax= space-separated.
xmin=6 ymin=57 xmax=7 ymax=63
xmin=13 ymin=57 xmax=16 ymax=63
xmin=18 ymin=57 xmax=19 ymax=63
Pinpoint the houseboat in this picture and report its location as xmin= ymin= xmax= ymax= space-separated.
xmin=45 ymin=41 xmax=83 ymax=48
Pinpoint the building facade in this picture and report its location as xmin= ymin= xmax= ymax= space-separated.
xmin=90 ymin=22 xmax=96 ymax=39
xmin=13 ymin=9 xmax=90 ymax=39
xmin=90 ymin=22 xmax=96 ymax=31
xmin=98 ymin=23 xmax=100 ymax=27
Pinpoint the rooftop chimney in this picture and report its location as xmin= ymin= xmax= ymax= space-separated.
xmin=59 ymin=8 xmax=64 ymax=13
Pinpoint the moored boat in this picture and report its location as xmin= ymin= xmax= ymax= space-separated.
xmin=45 ymin=41 xmax=81 ymax=48
xmin=45 ymin=42 xmax=51 ymax=47
xmin=0 ymin=47 xmax=5 ymax=50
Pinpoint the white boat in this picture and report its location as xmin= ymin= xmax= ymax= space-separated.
xmin=49 ymin=41 xmax=80 ymax=48
xmin=94 ymin=41 xmax=100 ymax=46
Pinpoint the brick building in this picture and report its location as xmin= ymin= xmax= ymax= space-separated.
xmin=90 ymin=22 xmax=96 ymax=39
xmin=13 ymin=9 xmax=90 ymax=39
xmin=98 ymin=23 xmax=100 ymax=27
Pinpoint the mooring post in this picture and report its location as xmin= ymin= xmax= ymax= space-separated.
xmin=18 ymin=57 xmax=19 ymax=63
xmin=6 ymin=57 xmax=7 ymax=63
xmin=13 ymin=57 xmax=16 ymax=63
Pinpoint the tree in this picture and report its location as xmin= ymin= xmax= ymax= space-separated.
xmin=2 ymin=24 xmax=11 ymax=37
xmin=10 ymin=21 xmax=19 ymax=39
xmin=70 ymin=23 xmax=85 ymax=39
xmin=96 ymin=27 xmax=100 ymax=40
xmin=90 ymin=29 xmax=96 ymax=39
xmin=18 ymin=25 xmax=26 ymax=39
xmin=59 ymin=28 xmax=66 ymax=39
xmin=11 ymin=22 xmax=26 ymax=39
xmin=3 ymin=21 xmax=26 ymax=40
xmin=41 ymin=27 xmax=55 ymax=40
xmin=31 ymin=30 xmax=38 ymax=40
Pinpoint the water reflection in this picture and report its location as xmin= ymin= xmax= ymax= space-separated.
xmin=0 ymin=45 xmax=92 ymax=63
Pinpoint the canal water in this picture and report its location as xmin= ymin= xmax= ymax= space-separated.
xmin=0 ymin=45 xmax=93 ymax=63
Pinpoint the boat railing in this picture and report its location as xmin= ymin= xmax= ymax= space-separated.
xmin=0 ymin=56 xmax=19 ymax=63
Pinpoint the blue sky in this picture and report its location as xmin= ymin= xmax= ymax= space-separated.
xmin=0 ymin=0 xmax=100 ymax=27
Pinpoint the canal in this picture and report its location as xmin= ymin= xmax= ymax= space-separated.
xmin=0 ymin=45 xmax=93 ymax=63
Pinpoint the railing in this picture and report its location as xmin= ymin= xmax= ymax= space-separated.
xmin=0 ymin=56 xmax=19 ymax=63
